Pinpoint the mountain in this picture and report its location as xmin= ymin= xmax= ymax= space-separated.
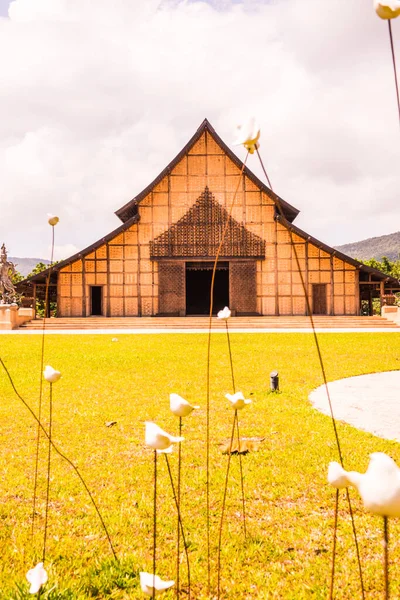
xmin=335 ymin=231 xmax=400 ymax=262
xmin=9 ymin=257 xmax=50 ymax=277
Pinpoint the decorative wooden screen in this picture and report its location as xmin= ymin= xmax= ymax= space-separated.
xmin=150 ymin=187 xmax=265 ymax=259
xmin=230 ymin=261 xmax=258 ymax=315
xmin=158 ymin=261 xmax=186 ymax=316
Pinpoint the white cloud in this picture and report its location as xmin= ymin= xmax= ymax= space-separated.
xmin=51 ymin=243 xmax=80 ymax=261
xmin=0 ymin=0 xmax=399 ymax=259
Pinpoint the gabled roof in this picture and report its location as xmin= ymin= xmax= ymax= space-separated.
xmin=150 ymin=187 xmax=265 ymax=259
xmin=277 ymin=214 xmax=400 ymax=285
xmin=115 ymin=118 xmax=300 ymax=224
xmin=20 ymin=213 xmax=140 ymax=285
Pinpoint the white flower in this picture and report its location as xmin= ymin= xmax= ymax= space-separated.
xmin=47 ymin=213 xmax=59 ymax=226
xmin=170 ymin=393 xmax=199 ymax=417
xmin=43 ymin=365 xmax=61 ymax=383
xmin=140 ymin=572 xmax=175 ymax=596
xmin=233 ymin=118 xmax=261 ymax=154
xmin=145 ymin=421 xmax=184 ymax=451
xmin=225 ymin=392 xmax=251 ymax=410
xmin=328 ymin=453 xmax=400 ymax=517
xmin=111 ymin=338 xmax=118 ymax=342
xmin=374 ymin=0 xmax=400 ymax=18
xmin=26 ymin=562 xmax=48 ymax=594
xmin=217 ymin=306 xmax=231 ymax=320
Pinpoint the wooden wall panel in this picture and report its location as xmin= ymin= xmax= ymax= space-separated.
xmin=71 ymin=260 xmax=82 ymax=272
xmin=171 ymin=157 xmax=187 ymax=175
xmin=293 ymin=297 xmax=306 ymax=314
xmin=96 ymin=246 xmax=107 ymax=259
xmin=125 ymin=297 xmax=138 ymax=316
xmin=262 ymin=297 xmax=275 ymax=315
xmin=110 ymin=298 xmax=124 ymax=316
xmin=110 ymin=273 xmax=123 ymax=285
xmin=334 ymin=296 xmax=345 ymax=314
xmin=206 ymin=131 xmax=224 ymax=154
xmin=279 ymin=297 xmax=292 ymax=315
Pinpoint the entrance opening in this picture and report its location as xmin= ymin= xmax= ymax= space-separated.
xmin=90 ymin=286 xmax=103 ymax=316
xmin=312 ymin=283 xmax=327 ymax=315
xmin=186 ymin=262 xmax=229 ymax=315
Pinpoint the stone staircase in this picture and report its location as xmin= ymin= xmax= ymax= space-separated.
xmin=19 ymin=315 xmax=399 ymax=330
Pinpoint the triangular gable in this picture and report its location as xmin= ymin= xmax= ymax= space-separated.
xmin=150 ymin=187 xmax=265 ymax=259
xmin=115 ymin=119 xmax=299 ymax=224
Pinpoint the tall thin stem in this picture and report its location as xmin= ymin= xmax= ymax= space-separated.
xmin=176 ymin=418 xmax=182 ymax=599
xmin=225 ymin=321 xmax=235 ymax=393
xmin=206 ymin=154 xmax=248 ymax=594
xmin=165 ymin=454 xmax=191 ymax=600
xmin=153 ymin=450 xmax=157 ymax=600
xmin=329 ymin=489 xmax=339 ymax=600
xmin=217 ymin=410 xmax=237 ymax=599
xmin=32 ymin=225 xmax=55 ymax=543
xmin=384 ymin=516 xmax=389 ymax=599
xmin=235 ymin=416 xmax=246 ymax=539
xmin=42 ymin=382 xmax=53 ymax=563
xmin=388 ymin=20 xmax=400 ymax=127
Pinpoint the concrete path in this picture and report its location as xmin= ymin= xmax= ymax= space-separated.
xmin=1 ymin=327 xmax=400 ymax=334
xmin=310 ymin=371 xmax=400 ymax=442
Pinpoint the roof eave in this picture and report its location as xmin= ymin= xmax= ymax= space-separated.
xmin=22 ymin=214 xmax=140 ymax=285
xmin=278 ymin=215 xmax=399 ymax=285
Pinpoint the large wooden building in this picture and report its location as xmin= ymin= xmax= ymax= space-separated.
xmin=27 ymin=120 xmax=398 ymax=317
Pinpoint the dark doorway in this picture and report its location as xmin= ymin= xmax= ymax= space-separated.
xmin=186 ymin=262 xmax=229 ymax=315
xmin=312 ymin=284 xmax=327 ymax=315
xmin=90 ymin=286 xmax=103 ymax=316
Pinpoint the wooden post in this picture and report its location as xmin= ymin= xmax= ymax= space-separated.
xmin=106 ymin=243 xmax=110 ymax=317
xmin=355 ymin=269 xmax=360 ymax=316
xmin=274 ymin=217 xmax=279 ymax=316
xmin=82 ymin=257 xmax=87 ymax=317
xmin=330 ymin=255 xmax=334 ymax=316
xmin=33 ymin=283 xmax=37 ymax=319
xmin=137 ymin=228 xmax=142 ymax=317
xmin=305 ymin=241 xmax=310 ymax=316
xmin=46 ymin=285 xmax=51 ymax=318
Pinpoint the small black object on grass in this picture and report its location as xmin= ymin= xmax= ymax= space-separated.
xmin=270 ymin=370 xmax=279 ymax=392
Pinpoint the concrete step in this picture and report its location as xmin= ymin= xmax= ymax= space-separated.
xmin=19 ymin=316 xmax=398 ymax=330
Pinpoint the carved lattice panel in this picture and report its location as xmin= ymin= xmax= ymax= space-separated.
xmin=150 ymin=188 xmax=265 ymax=259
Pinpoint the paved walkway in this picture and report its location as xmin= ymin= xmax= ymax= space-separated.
xmin=309 ymin=371 xmax=400 ymax=442
xmin=1 ymin=327 xmax=400 ymax=334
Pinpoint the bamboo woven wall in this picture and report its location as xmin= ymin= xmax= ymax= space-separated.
xmin=57 ymin=130 xmax=359 ymax=317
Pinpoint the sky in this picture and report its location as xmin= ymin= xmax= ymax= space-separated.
xmin=0 ymin=0 xmax=399 ymax=261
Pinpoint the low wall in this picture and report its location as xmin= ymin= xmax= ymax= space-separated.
xmin=381 ymin=305 xmax=400 ymax=324
xmin=0 ymin=305 xmax=34 ymax=330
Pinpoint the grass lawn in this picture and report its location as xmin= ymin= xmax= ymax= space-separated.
xmin=1 ymin=332 xmax=400 ymax=598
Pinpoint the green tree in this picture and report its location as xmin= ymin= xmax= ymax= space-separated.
xmin=27 ymin=261 xmax=58 ymax=317
xmin=27 ymin=261 xmax=49 ymax=278
xmin=11 ymin=269 xmax=24 ymax=284
xmin=361 ymin=256 xmax=400 ymax=279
